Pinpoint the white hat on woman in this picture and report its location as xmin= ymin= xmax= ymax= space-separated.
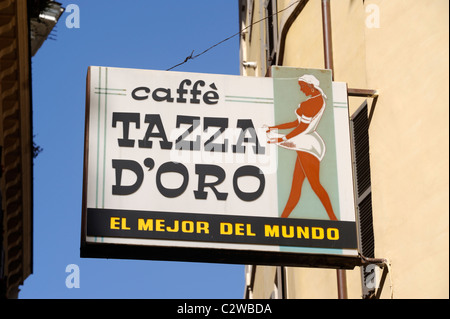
xmin=298 ymin=74 xmax=327 ymax=99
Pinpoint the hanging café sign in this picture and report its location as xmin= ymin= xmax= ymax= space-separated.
xmin=80 ymin=66 xmax=361 ymax=268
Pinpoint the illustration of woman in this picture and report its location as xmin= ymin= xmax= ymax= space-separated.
xmin=266 ymin=75 xmax=337 ymax=220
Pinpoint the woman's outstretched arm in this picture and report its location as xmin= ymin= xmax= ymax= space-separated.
xmin=285 ymin=122 xmax=308 ymax=139
xmin=267 ymin=121 xmax=309 ymax=144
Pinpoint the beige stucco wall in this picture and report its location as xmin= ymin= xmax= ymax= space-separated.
xmin=282 ymin=0 xmax=324 ymax=70
xmin=240 ymin=0 xmax=267 ymax=77
xmin=241 ymin=0 xmax=449 ymax=299
xmin=250 ymin=266 xmax=277 ymax=299
xmin=363 ymin=0 xmax=449 ymax=299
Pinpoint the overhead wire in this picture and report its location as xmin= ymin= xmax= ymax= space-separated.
xmin=166 ymin=0 xmax=301 ymax=71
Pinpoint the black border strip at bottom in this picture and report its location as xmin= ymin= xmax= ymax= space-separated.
xmin=80 ymin=242 xmax=362 ymax=270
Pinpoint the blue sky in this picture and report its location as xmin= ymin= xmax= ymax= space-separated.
xmin=20 ymin=0 xmax=244 ymax=299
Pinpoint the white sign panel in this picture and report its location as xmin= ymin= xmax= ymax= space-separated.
xmin=81 ymin=66 xmax=359 ymax=267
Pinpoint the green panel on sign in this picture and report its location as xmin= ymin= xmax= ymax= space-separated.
xmin=272 ymin=66 xmax=340 ymax=221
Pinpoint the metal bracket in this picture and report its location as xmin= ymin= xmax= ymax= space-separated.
xmin=348 ymin=88 xmax=379 ymax=127
xmin=360 ymin=254 xmax=393 ymax=299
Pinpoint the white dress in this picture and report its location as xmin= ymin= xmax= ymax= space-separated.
xmin=267 ymin=97 xmax=326 ymax=161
